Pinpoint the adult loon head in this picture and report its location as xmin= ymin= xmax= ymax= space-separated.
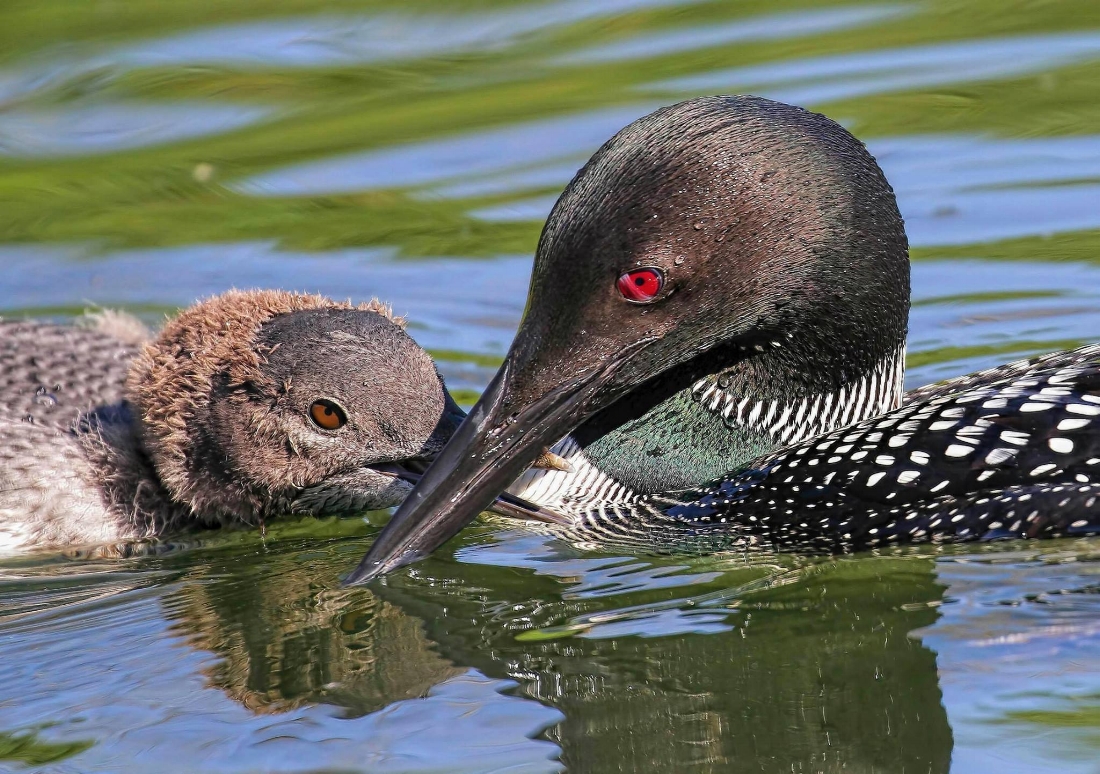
xmin=348 ymin=95 xmax=911 ymax=581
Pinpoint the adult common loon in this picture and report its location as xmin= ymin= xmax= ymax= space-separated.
xmin=0 ymin=289 xmax=491 ymax=551
xmin=349 ymin=95 xmax=1100 ymax=583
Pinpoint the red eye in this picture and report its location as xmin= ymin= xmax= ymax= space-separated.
xmin=617 ymin=268 xmax=664 ymax=303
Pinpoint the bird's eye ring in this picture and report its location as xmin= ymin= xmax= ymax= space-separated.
xmin=309 ymin=399 xmax=348 ymax=430
xmin=617 ymin=267 xmax=664 ymax=303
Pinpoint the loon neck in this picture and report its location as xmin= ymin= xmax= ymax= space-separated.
xmin=511 ymin=337 xmax=908 ymax=506
xmin=691 ymin=341 xmax=908 ymax=451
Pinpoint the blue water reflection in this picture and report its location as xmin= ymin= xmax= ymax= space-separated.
xmin=113 ymin=0 xmax=706 ymax=70
xmin=923 ymin=548 xmax=1100 ymax=772
xmin=235 ymin=105 xmax=653 ymax=197
xmin=0 ymin=102 xmax=271 ymax=157
xmin=554 ymin=4 xmax=912 ymax=65
xmin=0 ymin=584 xmax=563 ymax=773
xmin=644 ymin=31 xmax=1100 ymax=103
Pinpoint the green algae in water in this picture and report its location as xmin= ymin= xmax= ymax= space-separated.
xmin=0 ymin=731 xmax=94 ymax=766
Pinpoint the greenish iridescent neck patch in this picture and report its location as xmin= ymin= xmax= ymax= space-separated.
xmin=579 ymin=388 xmax=774 ymax=495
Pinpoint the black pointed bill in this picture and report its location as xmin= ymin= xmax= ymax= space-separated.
xmin=344 ymin=340 xmax=653 ymax=584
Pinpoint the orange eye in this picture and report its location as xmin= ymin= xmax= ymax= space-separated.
xmin=309 ymin=399 xmax=347 ymax=430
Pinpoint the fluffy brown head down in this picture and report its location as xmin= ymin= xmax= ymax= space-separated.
xmin=127 ymin=290 xmax=458 ymax=525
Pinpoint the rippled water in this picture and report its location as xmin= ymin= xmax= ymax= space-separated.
xmin=2 ymin=1 xmax=1100 ymax=771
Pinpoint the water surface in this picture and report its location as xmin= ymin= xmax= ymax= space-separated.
xmin=2 ymin=0 xmax=1100 ymax=771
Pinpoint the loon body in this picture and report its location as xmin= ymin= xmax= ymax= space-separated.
xmin=0 ymin=290 xmax=463 ymax=551
xmin=350 ymin=95 xmax=1100 ymax=582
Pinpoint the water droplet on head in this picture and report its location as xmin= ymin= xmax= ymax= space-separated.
xmin=692 ymin=220 xmax=704 ymax=231
xmin=674 ymin=256 xmax=685 ymax=266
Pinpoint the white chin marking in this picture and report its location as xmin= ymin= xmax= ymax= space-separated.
xmin=507 ymin=436 xmax=634 ymax=511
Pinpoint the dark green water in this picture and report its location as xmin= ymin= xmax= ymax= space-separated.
xmin=3 ymin=1 xmax=1100 ymax=771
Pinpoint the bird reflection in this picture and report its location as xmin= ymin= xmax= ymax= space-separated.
xmin=374 ymin=541 xmax=955 ymax=773
xmin=162 ymin=531 xmax=954 ymax=772
xmin=162 ymin=536 xmax=462 ymax=717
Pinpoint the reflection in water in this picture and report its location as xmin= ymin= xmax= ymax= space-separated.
xmin=1 ymin=533 xmax=956 ymax=772
xmin=0 ymin=102 xmax=271 ymax=157
xmin=234 ymin=105 xmax=654 ymax=197
xmin=15 ymin=536 xmax=1100 ymax=772
xmin=555 ymin=4 xmax=913 ymax=66
xmin=921 ymin=546 xmax=1100 ymax=772
xmin=167 ymin=558 xmax=462 ymax=716
xmin=110 ymin=0 xmax=707 ymax=70
xmin=644 ymin=31 xmax=1100 ymax=104
xmin=376 ymin=536 xmax=955 ymax=773
xmin=0 ymin=535 xmax=565 ymax=773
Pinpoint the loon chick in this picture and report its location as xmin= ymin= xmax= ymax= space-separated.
xmin=350 ymin=95 xmax=1100 ymax=582
xmin=0 ymin=289 xmax=467 ymax=551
